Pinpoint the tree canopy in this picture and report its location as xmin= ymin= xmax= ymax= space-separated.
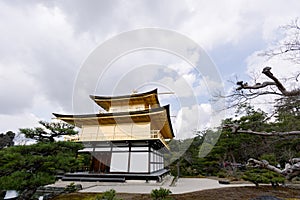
xmin=0 ymin=121 xmax=83 ymax=200
xmin=0 ymin=141 xmax=83 ymax=199
xmin=168 ymin=102 xmax=299 ymax=183
xmin=0 ymin=131 xmax=15 ymax=149
xmin=19 ymin=120 xmax=78 ymax=142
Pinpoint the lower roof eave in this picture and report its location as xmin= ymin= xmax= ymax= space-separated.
xmin=77 ymin=138 xmax=170 ymax=152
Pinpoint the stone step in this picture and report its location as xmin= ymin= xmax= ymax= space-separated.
xmin=62 ymin=176 xmax=126 ymax=182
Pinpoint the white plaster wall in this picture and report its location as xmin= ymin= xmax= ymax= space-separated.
xmin=110 ymin=152 xmax=129 ymax=172
xmin=129 ymin=152 xmax=149 ymax=173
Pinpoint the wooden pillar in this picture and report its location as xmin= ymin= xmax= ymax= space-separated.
xmin=128 ymin=141 xmax=131 ymax=173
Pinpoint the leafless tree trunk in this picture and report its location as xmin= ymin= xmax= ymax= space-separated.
xmin=223 ymin=123 xmax=300 ymax=180
xmin=226 ymin=67 xmax=300 ymax=107
xmin=215 ymin=67 xmax=300 ymax=112
xmin=247 ymin=158 xmax=300 ymax=180
xmin=224 ymin=124 xmax=300 ymax=136
xmin=236 ymin=67 xmax=300 ymax=96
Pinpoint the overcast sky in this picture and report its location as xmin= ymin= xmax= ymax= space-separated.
xmin=0 ymin=0 xmax=299 ymax=139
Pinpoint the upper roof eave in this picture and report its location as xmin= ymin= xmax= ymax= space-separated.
xmin=53 ymin=105 xmax=165 ymax=119
xmin=89 ymin=88 xmax=158 ymax=101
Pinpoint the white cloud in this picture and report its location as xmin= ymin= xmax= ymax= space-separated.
xmin=173 ymin=103 xmax=213 ymax=139
xmin=0 ymin=1 xmax=95 ymax=131
xmin=168 ymin=61 xmax=194 ymax=76
xmin=0 ymin=0 xmax=299 ymax=135
xmin=0 ymin=3 xmax=94 ymax=106
xmin=0 ymin=113 xmax=40 ymax=133
xmin=0 ymin=62 xmax=38 ymax=114
xmin=177 ymin=0 xmax=300 ymax=50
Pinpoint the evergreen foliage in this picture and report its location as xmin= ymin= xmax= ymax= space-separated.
xmin=150 ymin=187 xmax=172 ymax=200
xmin=64 ymin=182 xmax=82 ymax=193
xmin=95 ymin=189 xmax=122 ymax=200
xmin=242 ymin=169 xmax=285 ymax=187
xmin=0 ymin=140 xmax=82 ymax=199
xmin=0 ymin=141 xmax=82 ymax=186
xmin=168 ymin=99 xmax=299 ymax=182
xmin=0 ymin=131 xmax=15 ymax=149
xmin=19 ymin=121 xmax=78 ymax=142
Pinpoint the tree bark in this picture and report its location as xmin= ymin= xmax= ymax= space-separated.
xmin=262 ymin=67 xmax=300 ymax=96
xmin=247 ymin=158 xmax=282 ymax=174
xmin=236 ymin=67 xmax=300 ymax=97
xmin=247 ymin=158 xmax=300 ymax=180
xmin=236 ymin=130 xmax=300 ymax=136
xmin=224 ymin=124 xmax=300 ymax=136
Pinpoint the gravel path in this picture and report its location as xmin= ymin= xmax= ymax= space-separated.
xmin=49 ymin=176 xmax=254 ymax=194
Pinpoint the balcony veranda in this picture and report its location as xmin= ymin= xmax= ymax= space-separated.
xmin=64 ymin=129 xmax=169 ymax=149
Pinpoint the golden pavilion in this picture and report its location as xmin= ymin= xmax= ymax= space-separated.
xmin=53 ymin=89 xmax=174 ymax=181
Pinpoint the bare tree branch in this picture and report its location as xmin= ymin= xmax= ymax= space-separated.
xmin=262 ymin=67 xmax=300 ymax=96
xmin=247 ymin=158 xmax=282 ymax=174
xmin=236 ymin=67 xmax=300 ymax=97
xmin=260 ymin=18 xmax=300 ymax=64
xmin=223 ymin=123 xmax=300 ymax=180
xmin=247 ymin=158 xmax=300 ymax=180
xmin=236 ymin=81 xmax=277 ymax=90
xmin=236 ymin=130 xmax=300 ymax=136
xmin=213 ymin=66 xmax=299 ymax=110
xmin=224 ymin=124 xmax=300 ymax=136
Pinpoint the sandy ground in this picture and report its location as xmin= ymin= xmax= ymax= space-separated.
xmin=49 ymin=175 xmax=254 ymax=194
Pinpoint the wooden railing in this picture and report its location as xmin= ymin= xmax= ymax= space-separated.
xmin=150 ymin=130 xmax=169 ymax=149
xmin=64 ymin=129 xmax=169 ymax=149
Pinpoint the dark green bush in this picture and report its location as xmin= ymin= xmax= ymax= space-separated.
xmin=64 ymin=182 xmax=81 ymax=193
xmin=242 ymin=169 xmax=285 ymax=187
xmin=150 ymin=187 xmax=172 ymax=200
xmin=95 ymin=189 xmax=122 ymax=200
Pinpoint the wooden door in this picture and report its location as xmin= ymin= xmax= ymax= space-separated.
xmin=91 ymin=152 xmax=111 ymax=173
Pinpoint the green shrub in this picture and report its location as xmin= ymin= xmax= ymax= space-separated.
xmin=64 ymin=182 xmax=78 ymax=193
xmin=242 ymin=169 xmax=285 ymax=187
xmin=217 ymin=170 xmax=227 ymax=178
xmin=95 ymin=194 xmax=102 ymax=200
xmin=259 ymin=154 xmax=277 ymax=166
xmin=150 ymin=187 xmax=172 ymax=200
xmin=95 ymin=189 xmax=122 ymax=200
